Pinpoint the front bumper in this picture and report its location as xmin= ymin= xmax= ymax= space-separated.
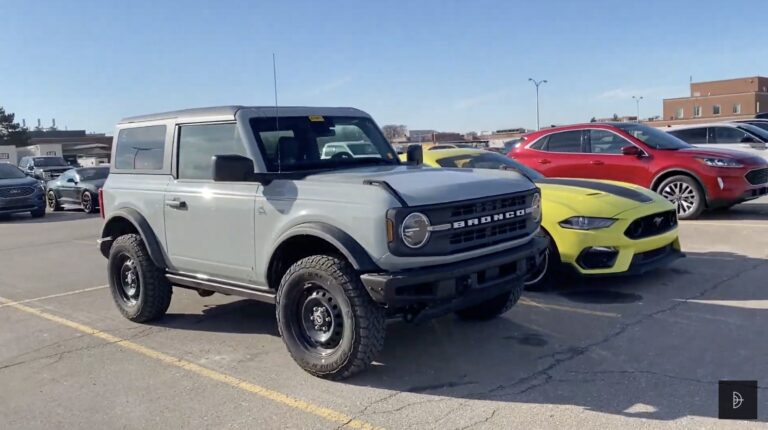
xmin=0 ymin=193 xmax=46 ymax=215
xmin=359 ymin=236 xmax=548 ymax=316
xmin=701 ymin=169 xmax=768 ymax=207
xmin=550 ymin=206 xmax=682 ymax=276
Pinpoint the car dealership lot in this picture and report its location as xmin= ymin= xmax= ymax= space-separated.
xmin=1 ymin=204 xmax=766 ymax=429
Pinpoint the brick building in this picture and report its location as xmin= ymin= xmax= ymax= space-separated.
xmin=659 ymin=76 xmax=768 ymax=126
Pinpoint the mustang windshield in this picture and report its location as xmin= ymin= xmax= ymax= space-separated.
xmin=435 ymin=151 xmax=544 ymax=181
xmin=250 ymin=116 xmax=399 ymax=172
xmin=614 ymin=123 xmax=692 ymax=150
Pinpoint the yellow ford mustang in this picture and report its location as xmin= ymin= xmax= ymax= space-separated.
xmin=409 ymin=148 xmax=683 ymax=287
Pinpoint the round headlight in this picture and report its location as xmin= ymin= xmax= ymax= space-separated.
xmin=531 ymin=192 xmax=542 ymax=223
xmin=401 ymin=212 xmax=431 ymax=248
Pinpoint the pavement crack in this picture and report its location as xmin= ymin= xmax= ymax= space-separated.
xmin=487 ymin=260 xmax=768 ymax=397
xmin=456 ymin=408 xmax=497 ymax=430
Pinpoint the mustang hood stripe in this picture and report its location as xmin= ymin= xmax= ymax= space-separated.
xmin=535 ymin=178 xmax=653 ymax=203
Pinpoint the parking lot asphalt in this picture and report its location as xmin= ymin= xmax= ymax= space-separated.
xmin=1 ymin=201 xmax=767 ymax=429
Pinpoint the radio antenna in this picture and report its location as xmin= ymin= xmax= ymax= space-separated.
xmin=273 ymin=53 xmax=281 ymax=172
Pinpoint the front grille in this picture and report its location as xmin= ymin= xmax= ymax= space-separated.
xmin=449 ymin=195 xmax=527 ymax=218
xmin=624 ymin=210 xmax=677 ymax=240
xmin=0 ymin=186 xmax=35 ymax=198
xmin=388 ymin=190 xmax=537 ymax=256
xmin=449 ymin=219 xmax=527 ymax=247
xmin=746 ymin=168 xmax=768 ymax=185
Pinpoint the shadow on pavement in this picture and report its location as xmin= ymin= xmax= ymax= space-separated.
xmin=697 ymin=202 xmax=768 ymax=221
xmin=147 ymin=251 xmax=766 ymax=423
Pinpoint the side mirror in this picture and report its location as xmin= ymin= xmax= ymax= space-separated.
xmin=406 ymin=144 xmax=423 ymax=165
xmin=621 ymin=145 xmax=642 ymax=156
xmin=213 ymin=155 xmax=255 ymax=182
xmin=27 ymin=166 xmax=34 ymax=171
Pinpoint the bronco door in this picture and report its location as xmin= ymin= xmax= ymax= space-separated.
xmin=163 ymin=122 xmax=257 ymax=283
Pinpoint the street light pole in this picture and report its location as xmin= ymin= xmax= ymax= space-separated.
xmin=529 ymin=78 xmax=547 ymax=130
xmin=632 ymin=96 xmax=644 ymax=123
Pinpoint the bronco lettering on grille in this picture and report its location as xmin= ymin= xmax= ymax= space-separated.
xmin=432 ymin=207 xmax=533 ymax=231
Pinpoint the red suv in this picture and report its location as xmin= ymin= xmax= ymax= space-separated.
xmin=509 ymin=123 xmax=768 ymax=219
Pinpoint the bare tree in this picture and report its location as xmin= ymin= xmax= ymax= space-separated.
xmin=381 ymin=124 xmax=408 ymax=141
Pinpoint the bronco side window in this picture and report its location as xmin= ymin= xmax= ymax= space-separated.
xmin=177 ymin=123 xmax=245 ymax=180
xmin=114 ymin=125 xmax=167 ymax=171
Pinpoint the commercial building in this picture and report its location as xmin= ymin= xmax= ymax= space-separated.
xmin=659 ymin=76 xmax=768 ymax=126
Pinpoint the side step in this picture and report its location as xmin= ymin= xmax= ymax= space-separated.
xmin=166 ymin=273 xmax=276 ymax=304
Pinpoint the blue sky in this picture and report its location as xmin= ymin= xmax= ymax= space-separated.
xmin=3 ymin=0 xmax=767 ymax=134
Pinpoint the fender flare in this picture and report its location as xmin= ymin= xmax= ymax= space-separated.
xmin=101 ymin=208 xmax=169 ymax=268
xmin=650 ymin=168 xmax=709 ymax=199
xmin=272 ymin=222 xmax=380 ymax=272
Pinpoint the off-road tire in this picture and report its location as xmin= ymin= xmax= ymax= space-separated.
xmin=108 ymin=234 xmax=171 ymax=322
xmin=454 ymin=281 xmax=523 ymax=320
xmin=81 ymin=190 xmax=98 ymax=214
xmin=276 ymin=255 xmax=385 ymax=380
xmin=657 ymin=175 xmax=705 ymax=220
xmin=47 ymin=190 xmax=62 ymax=211
xmin=30 ymin=207 xmax=46 ymax=218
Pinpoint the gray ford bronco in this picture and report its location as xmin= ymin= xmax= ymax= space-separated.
xmin=98 ymin=106 xmax=547 ymax=379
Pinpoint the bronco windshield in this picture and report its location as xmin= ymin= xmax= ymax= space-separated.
xmin=614 ymin=123 xmax=692 ymax=150
xmin=250 ymin=116 xmax=399 ymax=172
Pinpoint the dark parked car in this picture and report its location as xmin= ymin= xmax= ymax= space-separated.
xmin=46 ymin=166 xmax=109 ymax=213
xmin=0 ymin=163 xmax=46 ymax=218
xmin=18 ymin=156 xmax=72 ymax=181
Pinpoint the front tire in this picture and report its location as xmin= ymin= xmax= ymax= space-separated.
xmin=47 ymin=190 xmax=62 ymax=211
xmin=454 ymin=281 xmax=523 ymax=320
xmin=81 ymin=190 xmax=98 ymax=213
xmin=276 ymin=255 xmax=385 ymax=380
xmin=657 ymin=175 xmax=705 ymax=220
xmin=108 ymin=234 xmax=172 ymax=322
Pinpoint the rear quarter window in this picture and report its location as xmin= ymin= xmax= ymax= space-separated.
xmin=114 ymin=125 xmax=167 ymax=171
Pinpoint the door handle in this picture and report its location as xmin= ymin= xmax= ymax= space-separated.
xmin=538 ymin=159 xmax=551 ymax=165
xmin=165 ymin=200 xmax=187 ymax=209
xmin=590 ymin=160 xmax=604 ymax=165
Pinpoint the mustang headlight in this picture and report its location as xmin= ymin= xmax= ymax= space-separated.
xmin=531 ymin=192 xmax=542 ymax=223
xmin=696 ymin=157 xmax=743 ymax=168
xmin=559 ymin=216 xmax=616 ymax=230
xmin=401 ymin=212 xmax=431 ymax=248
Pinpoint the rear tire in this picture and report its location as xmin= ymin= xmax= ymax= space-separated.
xmin=455 ymin=281 xmax=523 ymax=320
xmin=657 ymin=175 xmax=705 ymax=220
xmin=47 ymin=190 xmax=62 ymax=211
xmin=108 ymin=234 xmax=171 ymax=322
xmin=276 ymin=255 xmax=385 ymax=380
xmin=81 ymin=190 xmax=98 ymax=214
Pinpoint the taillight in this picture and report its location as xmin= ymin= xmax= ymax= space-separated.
xmin=98 ymin=188 xmax=105 ymax=219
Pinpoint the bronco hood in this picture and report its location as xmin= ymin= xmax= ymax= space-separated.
xmin=303 ymin=165 xmax=536 ymax=206
xmin=536 ymin=178 xmax=663 ymax=218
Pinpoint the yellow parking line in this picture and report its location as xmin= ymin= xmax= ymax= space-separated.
xmin=0 ymin=296 xmax=381 ymax=429
xmin=679 ymin=221 xmax=768 ymax=228
xmin=0 ymin=285 xmax=108 ymax=309
xmin=519 ymin=297 xmax=620 ymax=318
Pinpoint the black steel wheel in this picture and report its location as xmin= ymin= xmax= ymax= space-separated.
xmin=108 ymin=234 xmax=171 ymax=322
xmin=276 ymin=255 xmax=385 ymax=380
